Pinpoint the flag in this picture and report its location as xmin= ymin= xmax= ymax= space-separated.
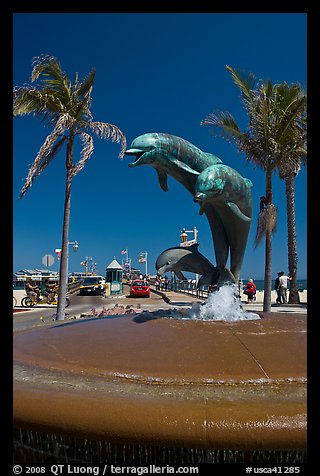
xmin=139 ymin=254 xmax=146 ymax=263
xmin=55 ymin=248 xmax=62 ymax=260
xmin=121 ymin=249 xmax=127 ymax=255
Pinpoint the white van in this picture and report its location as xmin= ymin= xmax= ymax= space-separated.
xmin=79 ymin=275 xmax=106 ymax=296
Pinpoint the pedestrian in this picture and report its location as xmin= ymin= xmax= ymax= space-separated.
xmin=274 ymin=272 xmax=282 ymax=304
xmin=164 ymin=275 xmax=168 ymax=291
xmin=155 ymin=275 xmax=160 ymax=291
xmin=278 ymin=271 xmax=292 ymax=304
xmin=244 ymin=278 xmax=257 ymax=304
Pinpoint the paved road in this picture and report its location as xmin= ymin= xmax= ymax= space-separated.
xmin=13 ymin=284 xmax=201 ymax=333
xmin=13 ymin=283 xmax=306 ymax=333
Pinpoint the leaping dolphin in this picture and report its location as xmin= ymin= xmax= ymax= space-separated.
xmin=125 ymin=132 xmax=252 ymax=286
xmin=155 ymin=244 xmax=235 ymax=288
xmin=194 ymin=164 xmax=253 ymax=282
xmin=125 ymin=132 xmax=221 ymax=194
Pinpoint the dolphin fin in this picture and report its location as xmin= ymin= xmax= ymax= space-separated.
xmin=227 ymin=202 xmax=251 ymax=222
xmin=175 ymin=270 xmax=187 ymax=280
xmin=184 ymin=243 xmax=199 ymax=251
xmin=156 ymin=170 xmax=169 ymax=192
xmin=204 ymin=153 xmax=223 ymax=165
xmin=171 ymin=158 xmax=200 ymax=176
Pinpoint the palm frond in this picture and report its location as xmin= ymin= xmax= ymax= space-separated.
xmin=254 ymin=204 xmax=277 ymax=248
xmin=226 ymin=65 xmax=257 ymax=111
xmin=13 ymin=86 xmax=62 ymax=117
xmin=19 ymin=114 xmax=72 ymax=197
xmin=31 ymin=55 xmax=72 ymax=109
xmin=69 ymin=132 xmax=94 ymax=180
xmin=88 ymin=122 xmax=127 ymax=158
xmin=20 ymin=136 xmax=67 ymax=198
xmin=201 ymin=111 xmax=241 ymax=142
xmin=76 ymin=68 xmax=96 ymax=99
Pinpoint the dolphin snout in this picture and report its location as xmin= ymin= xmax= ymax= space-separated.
xmin=194 ymin=192 xmax=206 ymax=202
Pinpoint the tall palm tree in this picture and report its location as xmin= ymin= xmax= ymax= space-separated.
xmin=201 ymin=66 xmax=306 ymax=312
xmin=13 ymin=55 xmax=127 ymax=320
xmin=275 ymin=84 xmax=307 ymax=303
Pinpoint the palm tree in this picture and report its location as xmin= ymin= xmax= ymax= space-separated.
xmin=275 ymin=84 xmax=307 ymax=303
xmin=13 ymin=55 xmax=127 ymax=320
xmin=201 ymin=66 xmax=306 ymax=312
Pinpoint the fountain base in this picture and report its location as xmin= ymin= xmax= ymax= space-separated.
xmin=13 ymin=312 xmax=307 ymax=463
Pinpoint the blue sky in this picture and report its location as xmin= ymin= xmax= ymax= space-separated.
xmin=13 ymin=13 xmax=307 ymax=280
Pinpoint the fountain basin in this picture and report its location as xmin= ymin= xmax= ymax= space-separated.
xmin=13 ymin=312 xmax=307 ymax=462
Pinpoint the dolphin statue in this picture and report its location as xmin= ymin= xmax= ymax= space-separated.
xmin=125 ymin=132 xmax=222 ymax=194
xmin=125 ymin=132 xmax=252 ymax=285
xmin=194 ymin=164 xmax=253 ymax=282
xmin=155 ymin=244 xmax=235 ymax=288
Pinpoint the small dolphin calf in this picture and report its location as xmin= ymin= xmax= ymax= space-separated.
xmin=125 ymin=132 xmax=221 ymax=194
xmin=155 ymin=244 xmax=235 ymax=288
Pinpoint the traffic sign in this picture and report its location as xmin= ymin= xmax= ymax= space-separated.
xmin=42 ymin=254 xmax=54 ymax=267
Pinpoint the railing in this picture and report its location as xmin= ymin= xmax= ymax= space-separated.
xmin=157 ymin=280 xmax=210 ymax=300
xmin=67 ymin=279 xmax=83 ymax=294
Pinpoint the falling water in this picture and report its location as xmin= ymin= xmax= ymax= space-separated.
xmin=183 ymin=283 xmax=260 ymax=321
xmin=13 ymin=429 xmax=307 ymax=464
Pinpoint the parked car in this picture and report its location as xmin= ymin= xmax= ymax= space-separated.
xmin=79 ymin=276 xmax=106 ymax=296
xmin=130 ymin=280 xmax=150 ymax=298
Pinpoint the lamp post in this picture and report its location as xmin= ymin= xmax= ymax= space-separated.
xmin=67 ymin=241 xmax=79 ymax=279
xmin=139 ymin=252 xmax=148 ymax=276
xmin=179 ymin=227 xmax=199 ymax=284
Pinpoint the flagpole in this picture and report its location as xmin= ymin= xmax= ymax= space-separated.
xmin=145 ymin=252 xmax=148 ymax=276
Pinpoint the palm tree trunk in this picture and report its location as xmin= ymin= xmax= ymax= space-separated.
xmin=56 ymin=135 xmax=73 ymax=320
xmin=285 ymin=174 xmax=300 ymax=304
xmin=56 ymin=174 xmax=71 ymax=320
xmin=263 ymin=169 xmax=273 ymax=312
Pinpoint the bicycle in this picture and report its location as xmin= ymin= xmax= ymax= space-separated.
xmin=21 ymin=291 xmax=70 ymax=308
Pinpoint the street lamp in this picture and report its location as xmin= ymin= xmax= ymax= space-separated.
xmin=68 ymin=241 xmax=79 ymax=252
xmin=180 ymin=229 xmax=188 ymax=244
xmin=179 ymin=227 xmax=199 ymax=284
xmin=180 ymin=227 xmax=198 ymax=247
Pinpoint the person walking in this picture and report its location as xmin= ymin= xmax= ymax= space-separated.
xmin=278 ymin=272 xmax=292 ymax=304
xmin=244 ymin=279 xmax=257 ymax=304
xmin=274 ymin=272 xmax=282 ymax=304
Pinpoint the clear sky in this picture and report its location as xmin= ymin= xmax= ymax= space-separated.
xmin=13 ymin=12 xmax=307 ymax=280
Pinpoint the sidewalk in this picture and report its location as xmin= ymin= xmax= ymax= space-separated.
xmin=150 ymin=287 xmax=307 ymax=314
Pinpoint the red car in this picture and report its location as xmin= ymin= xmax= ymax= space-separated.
xmin=130 ymin=280 xmax=150 ymax=298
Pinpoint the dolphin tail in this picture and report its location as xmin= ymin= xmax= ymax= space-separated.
xmin=197 ymin=270 xmax=219 ymax=288
xmin=216 ymin=268 xmax=236 ymax=286
xmin=175 ymin=270 xmax=187 ymax=281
